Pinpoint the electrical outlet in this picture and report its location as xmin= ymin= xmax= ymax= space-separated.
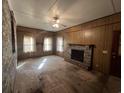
xmin=96 ymin=64 xmax=99 ymax=67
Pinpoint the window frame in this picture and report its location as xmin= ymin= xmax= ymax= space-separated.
xmin=56 ymin=36 xmax=64 ymax=52
xmin=43 ymin=37 xmax=53 ymax=51
xmin=23 ymin=36 xmax=36 ymax=53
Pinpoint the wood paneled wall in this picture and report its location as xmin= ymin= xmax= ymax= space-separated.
xmin=55 ymin=13 xmax=121 ymax=74
xmin=17 ymin=26 xmax=56 ymax=60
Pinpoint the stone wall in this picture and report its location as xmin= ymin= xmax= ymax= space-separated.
xmin=2 ymin=0 xmax=17 ymax=93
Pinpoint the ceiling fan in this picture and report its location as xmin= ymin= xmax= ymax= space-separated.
xmin=44 ymin=0 xmax=67 ymax=29
xmin=51 ymin=15 xmax=66 ymax=28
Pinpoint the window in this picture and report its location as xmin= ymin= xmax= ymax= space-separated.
xmin=57 ymin=37 xmax=64 ymax=52
xmin=43 ymin=37 xmax=52 ymax=51
xmin=10 ymin=11 xmax=15 ymax=53
xmin=23 ymin=36 xmax=36 ymax=53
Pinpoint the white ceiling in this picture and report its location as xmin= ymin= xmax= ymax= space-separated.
xmin=9 ymin=0 xmax=121 ymax=31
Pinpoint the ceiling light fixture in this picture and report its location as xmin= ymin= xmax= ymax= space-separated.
xmin=56 ymin=19 xmax=60 ymax=23
xmin=52 ymin=16 xmax=61 ymax=28
xmin=52 ymin=23 xmax=59 ymax=28
xmin=53 ymin=18 xmax=60 ymax=23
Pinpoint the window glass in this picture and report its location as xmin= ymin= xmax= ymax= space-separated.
xmin=57 ymin=37 xmax=64 ymax=52
xmin=23 ymin=36 xmax=36 ymax=52
xmin=43 ymin=37 xmax=52 ymax=51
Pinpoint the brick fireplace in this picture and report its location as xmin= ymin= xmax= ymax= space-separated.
xmin=65 ymin=44 xmax=95 ymax=70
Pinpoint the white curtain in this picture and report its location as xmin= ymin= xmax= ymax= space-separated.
xmin=23 ymin=36 xmax=36 ymax=53
xmin=43 ymin=37 xmax=52 ymax=51
xmin=57 ymin=37 xmax=64 ymax=52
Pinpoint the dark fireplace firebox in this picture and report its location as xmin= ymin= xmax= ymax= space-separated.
xmin=67 ymin=44 xmax=95 ymax=70
xmin=71 ymin=49 xmax=84 ymax=62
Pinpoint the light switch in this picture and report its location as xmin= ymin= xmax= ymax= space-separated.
xmin=102 ymin=50 xmax=108 ymax=54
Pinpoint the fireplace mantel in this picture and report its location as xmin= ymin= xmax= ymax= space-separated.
xmin=68 ymin=44 xmax=96 ymax=48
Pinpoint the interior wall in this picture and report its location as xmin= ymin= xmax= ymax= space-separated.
xmin=2 ymin=0 xmax=17 ymax=92
xmin=55 ymin=13 xmax=121 ymax=74
xmin=17 ymin=26 xmax=56 ymax=60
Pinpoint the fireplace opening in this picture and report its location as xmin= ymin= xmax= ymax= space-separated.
xmin=71 ymin=49 xmax=84 ymax=62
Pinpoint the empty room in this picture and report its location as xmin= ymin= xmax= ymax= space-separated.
xmin=3 ymin=0 xmax=121 ymax=93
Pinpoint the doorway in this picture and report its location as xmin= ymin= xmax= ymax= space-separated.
xmin=110 ymin=31 xmax=121 ymax=77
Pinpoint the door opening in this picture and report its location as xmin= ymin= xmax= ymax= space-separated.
xmin=110 ymin=31 xmax=121 ymax=77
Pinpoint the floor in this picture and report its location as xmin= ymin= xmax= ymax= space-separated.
xmin=14 ymin=55 xmax=121 ymax=93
